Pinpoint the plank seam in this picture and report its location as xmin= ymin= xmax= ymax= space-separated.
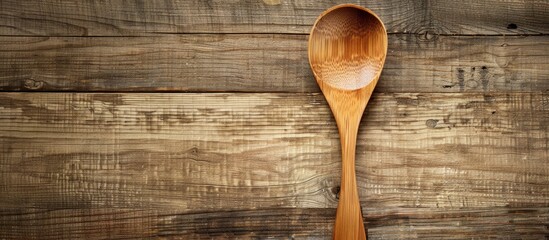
xmin=0 ymin=33 xmax=547 ymax=37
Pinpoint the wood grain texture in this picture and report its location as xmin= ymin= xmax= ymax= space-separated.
xmin=0 ymin=92 xmax=548 ymax=238
xmin=0 ymin=207 xmax=548 ymax=239
xmin=0 ymin=0 xmax=547 ymax=36
xmin=0 ymin=92 xmax=547 ymax=211
xmin=0 ymin=0 xmax=547 ymax=238
xmin=308 ymin=5 xmax=388 ymax=238
xmin=0 ymin=35 xmax=547 ymax=93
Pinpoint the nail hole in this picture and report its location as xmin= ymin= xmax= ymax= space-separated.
xmin=507 ymin=23 xmax=517 ymax=29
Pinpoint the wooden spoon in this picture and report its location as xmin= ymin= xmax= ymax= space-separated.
xmin=308 ymin=4 xmax=387 ymax=240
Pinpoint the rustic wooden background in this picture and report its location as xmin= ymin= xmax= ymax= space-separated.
xmin=0 ymin=0 xmax=548 ymax=239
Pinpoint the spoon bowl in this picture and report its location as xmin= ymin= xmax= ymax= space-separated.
xmin=309 ymin=5 xmax=387 ymax=91
xmin=308 ymin=4 xmax=387 ymax=240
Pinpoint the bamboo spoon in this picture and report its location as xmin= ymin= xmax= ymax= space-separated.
xmin=308 ymin=4 xmax=387 ymax=240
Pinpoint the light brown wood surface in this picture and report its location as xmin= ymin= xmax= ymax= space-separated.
xmin=0 ymin=93 xmax=548 ymax=238
xmin=0 ymin=0 xmax=548 ymax=238
xmin=0 ymin=35 xmax=547 ymax=93
xmin=0 ymin=0 xmax=547 ymax=36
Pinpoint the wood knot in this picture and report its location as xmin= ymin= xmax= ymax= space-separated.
xmin=23 ymin=78 xmax=45 ymax=90
xmin=189 ymin=147 xmax=199 ymax=155
xmin=417 ymin=28 xmax=439 ymax=42
xmin=425 ymin=119 xmax=439 ymax=128
xmin=332 ymin=186 xmax=340 ymax=199
xmin=410 ymin=21 xmax=447 ymax=42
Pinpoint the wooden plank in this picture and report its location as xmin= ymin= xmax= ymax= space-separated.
xmin=0 ymin=35 xmax=547 ymax=93
xmin=0 ymin=0 xmax=546 ymax=36
xmin=0 ymin=207 xmax=547 ymax=239
xmin=0 ymin=92 xmax=547 ymax=212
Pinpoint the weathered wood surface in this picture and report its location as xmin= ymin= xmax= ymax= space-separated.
xmin=0 ymin=93 xmax=547 ymax=238
xmin=1 ymin=35 xmax=547 ymax=93
xmin=1 ymin=207 xmax=547 ymax=239
xmin=0 ymin=0 xmax=547 ymax=36
xmin=1 ymin=0 xmax=548 ymax=238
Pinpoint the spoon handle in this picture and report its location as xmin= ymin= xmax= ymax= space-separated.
xmin=334 ymin=114 xmax=366 ymax=240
